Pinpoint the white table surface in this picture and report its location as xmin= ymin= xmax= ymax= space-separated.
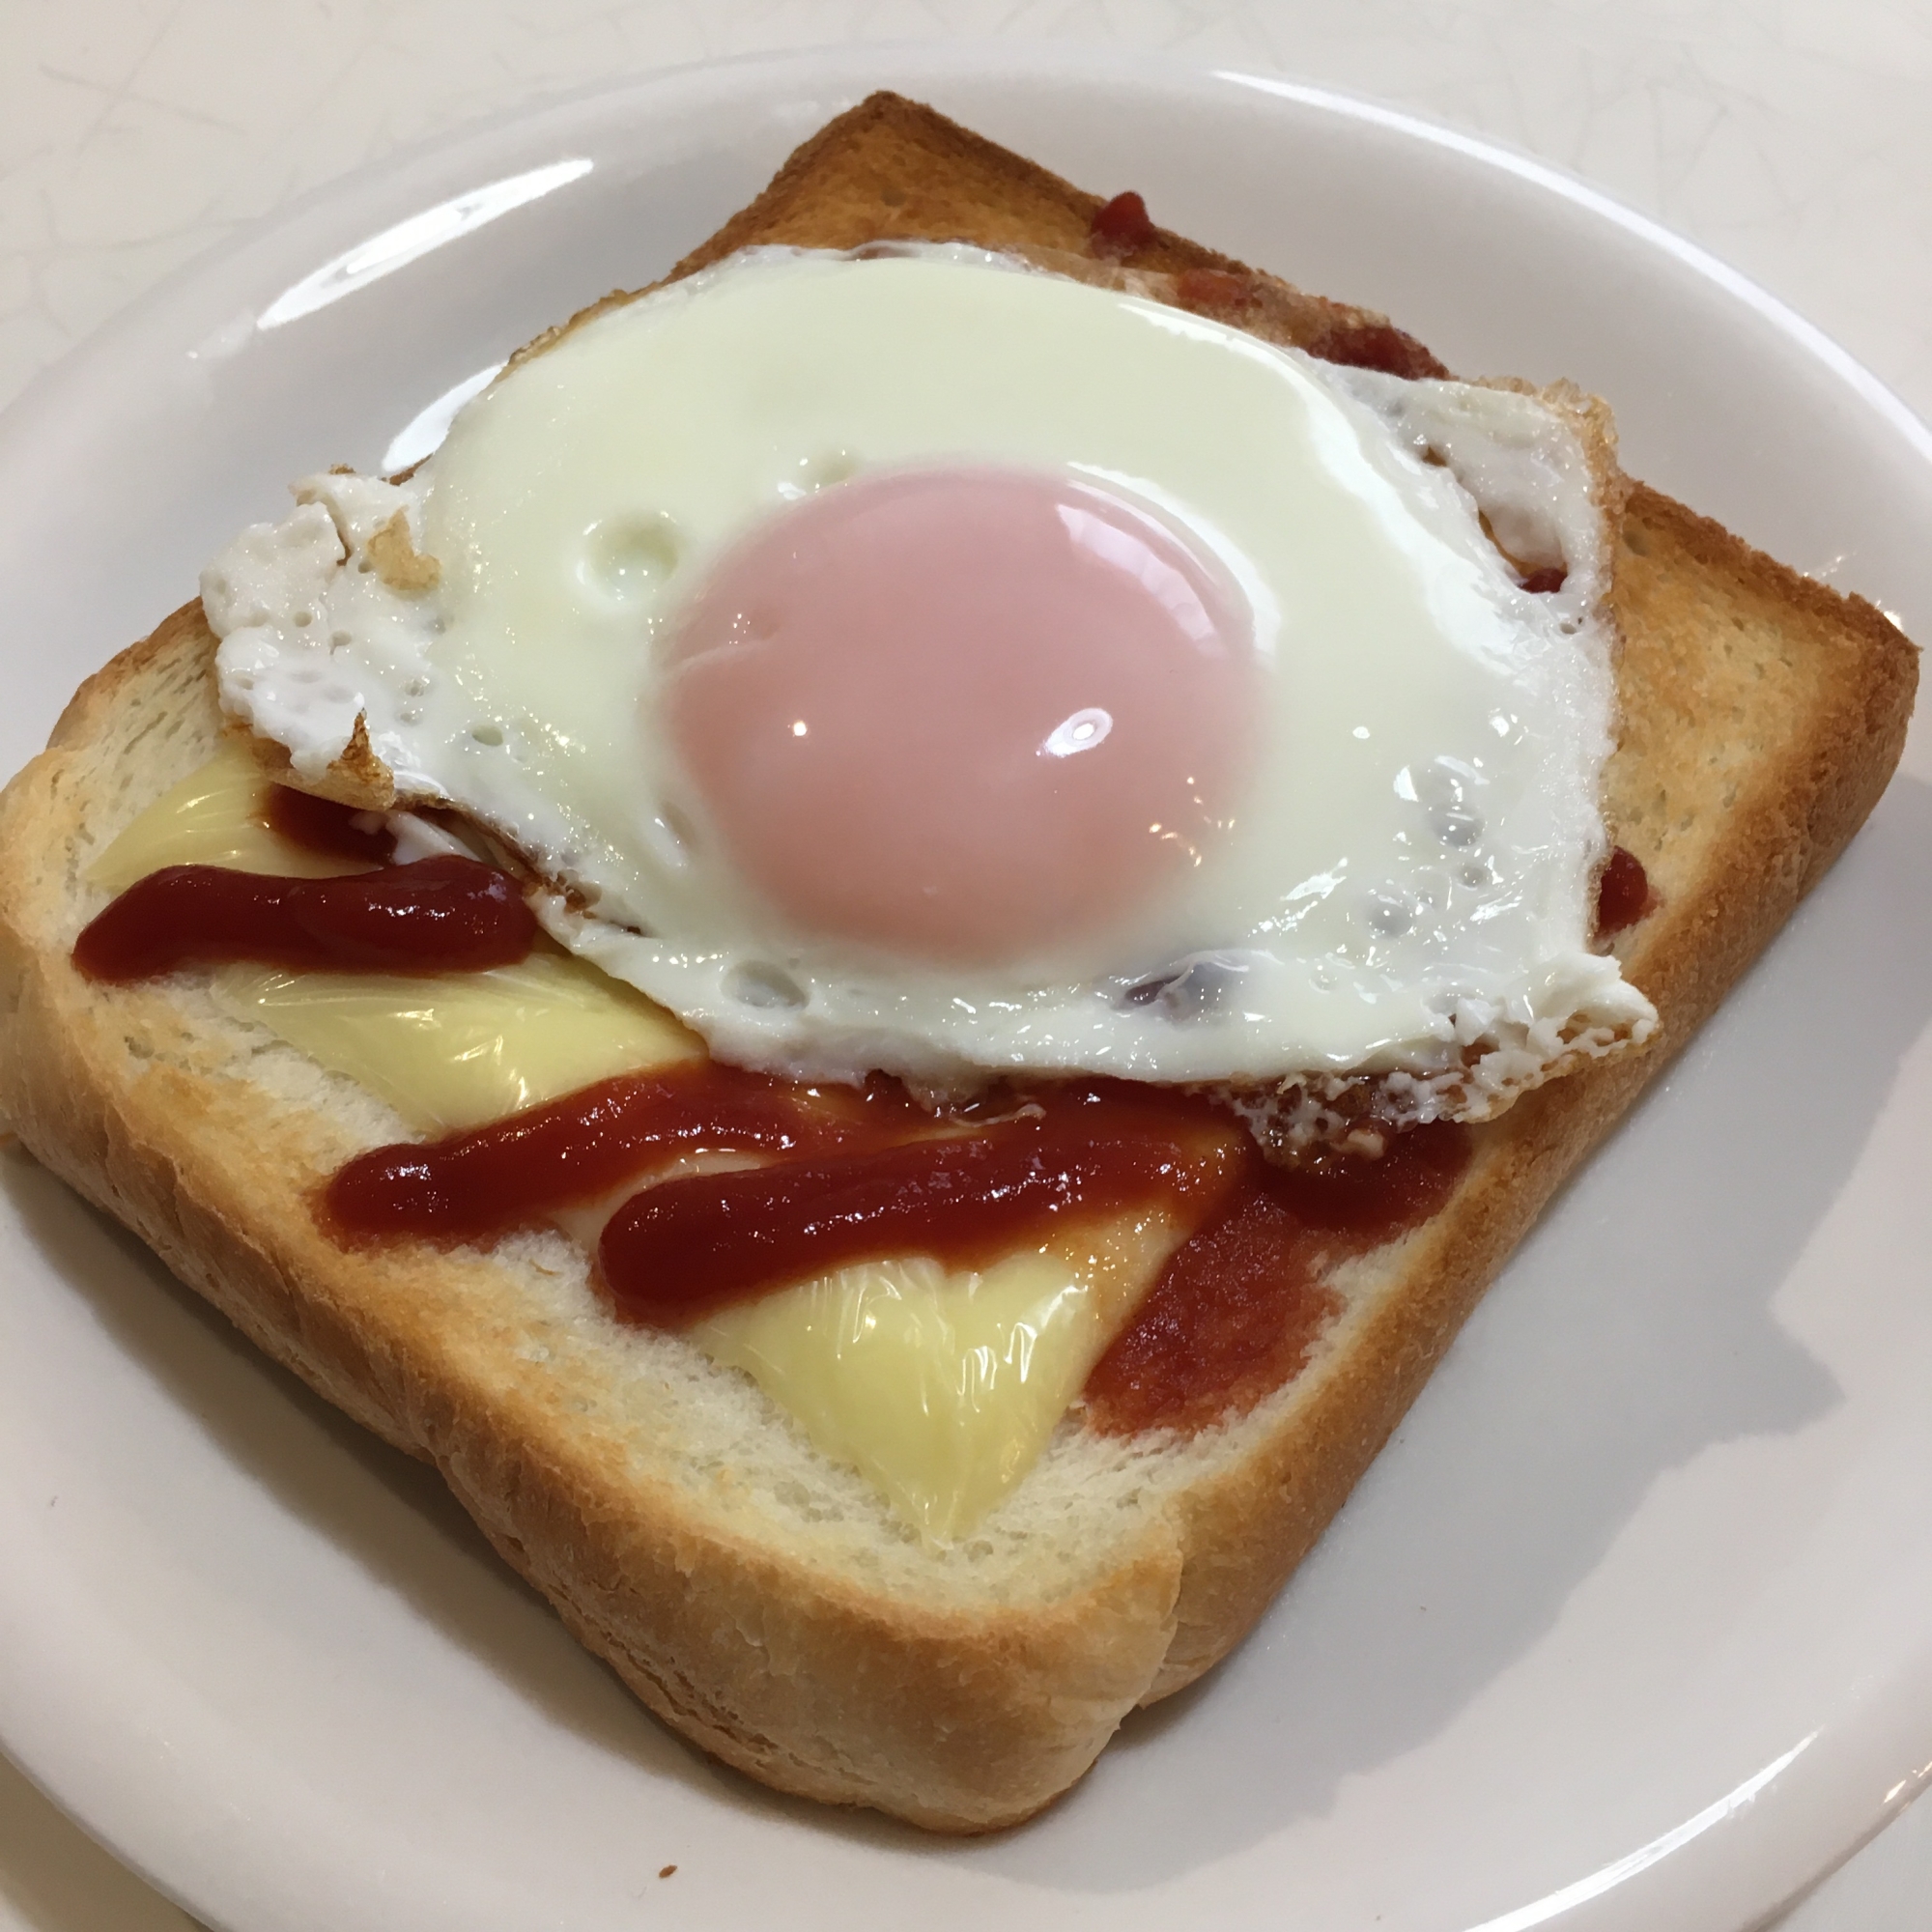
xmin=0 ymin=4 xmax=1927 ymax=1927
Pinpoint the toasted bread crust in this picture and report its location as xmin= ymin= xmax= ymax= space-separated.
xmin=510 ymin=91 xmax=1445 ymax=383
xmin=1123 ymin=478 xmax=1918 ymax=1693
xmin=0 ymin=97 xmax=1916 ymax=1829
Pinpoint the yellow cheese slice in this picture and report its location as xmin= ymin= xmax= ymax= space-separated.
xmin=211 ymin=955 xmax=701 ymax=1132
xmin=690 ymin=1212 xmax=1180 ymax=1543
xmin=87 ymin=738 xmax=370 ymax=892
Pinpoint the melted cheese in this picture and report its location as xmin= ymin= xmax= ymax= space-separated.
xmin=211 ymin=955 xmax=700 ymax=1132
xmin=101 ymin=750 xmax=1166 ymax=1537
xmin=691 ymin=1212 xmax=1179 ymax=1543
xmin=87 ymin=737 xmax=367 ymax=893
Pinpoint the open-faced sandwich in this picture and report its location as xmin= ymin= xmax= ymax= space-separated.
xmin=0 ymin=94 xmax=1915 ymax=1830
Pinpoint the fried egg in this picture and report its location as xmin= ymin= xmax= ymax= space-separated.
xmin=203 ymin=243 xmax=1656 ymax=1112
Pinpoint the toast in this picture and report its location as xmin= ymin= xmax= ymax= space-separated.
xmin=0 ymin=95 xmax=1916 ymax=1832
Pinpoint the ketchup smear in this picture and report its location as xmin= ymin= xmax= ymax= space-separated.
xmin=1089 ymin=189 xmax=1158 ymax=259
xmin=1087 ymin=185 xmax=1449 ymax=384
xmin=326 ymin=1064 xmax=1468 ymax=1435
xmin=266 ymin=783 xmax=397 ymax=866
xmin=1595 ymin=844 xmax=1652 ymax=938
xmin=1085 ymin=1124 xmax=1466 ymax=1434
xmin=72 ymin=854 xmax=536 ymax=981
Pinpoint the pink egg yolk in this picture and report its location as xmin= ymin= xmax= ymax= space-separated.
xmin=661 ymin=466 xmax=1258 ymax=964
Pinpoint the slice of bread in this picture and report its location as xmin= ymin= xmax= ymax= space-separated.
xmin=0 ymin=96 xmax=1916 ymax=1832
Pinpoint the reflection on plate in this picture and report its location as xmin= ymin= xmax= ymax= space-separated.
xmin=1 ymin=45 xmax=1929 ymax=1932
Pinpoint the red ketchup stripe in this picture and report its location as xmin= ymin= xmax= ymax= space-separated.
xmin=598 ymin=1115 xmax=1245 ymax=1320
xmin=72 ymin=854 xmax=535 ymax=981
xmin=324 ymin=1063 xmax=931 ymax=1243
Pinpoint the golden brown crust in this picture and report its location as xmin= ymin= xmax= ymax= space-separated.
xmin=507 ymin=91 xmax=1444 ymax=383
xmin=0 ymin=94 xmax=1917 ymax=1831
xmin=244 ymin=707 xmax=398 ymax=810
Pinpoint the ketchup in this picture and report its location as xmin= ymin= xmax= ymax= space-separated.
xmin=72 ymin=854 xmax=536 ymax=981
xmin=265 ymin=783 xmax=396 ymax=865
xmin=326 ymin=1062 xmax=929 ymax=1239
xmin=325 ymin=1061 xmax=1470 ymax=1435
xmin=1595 ymin=844 xmax=1652 ymax=938
xmin=1084 ymin=1123 xmax=1467 ymax=1435
xmin=600 ymin=1097 xmax=1247 ymax=1319
xmin=1089 ymin=189 xmax=1158 ymax=259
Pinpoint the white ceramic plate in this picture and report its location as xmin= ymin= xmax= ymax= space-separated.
xmin=1 ymin=45 xmax=1928 ymax=1932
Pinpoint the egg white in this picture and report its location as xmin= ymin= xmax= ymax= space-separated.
xmin=204 ymin=244 xmax=1655 ymax=1104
